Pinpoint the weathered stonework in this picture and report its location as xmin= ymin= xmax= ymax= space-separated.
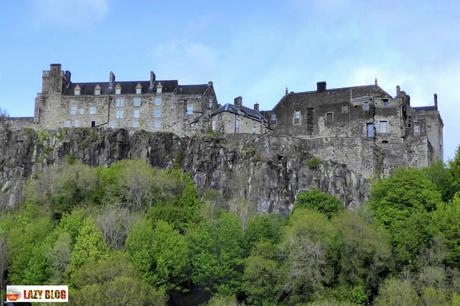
xmin=33 ymin=64 xmax=218 ymax=136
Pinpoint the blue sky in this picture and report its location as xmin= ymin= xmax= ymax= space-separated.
xmin=0 ymin=0 xmax=459 ymax=160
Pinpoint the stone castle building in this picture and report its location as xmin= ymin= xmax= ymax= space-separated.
xmin=33 ymin=64 xmax=219 ymax=136
xmin=261 ymin=81 xmax=443 ymax=178
xmin=6 ymin=64 xmax=443 ymax=179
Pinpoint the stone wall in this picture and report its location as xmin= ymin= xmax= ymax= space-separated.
xmin=0 ymin=127 xmax=369 ymax=213
xmin=213 ymin=112 xmax=268 ymax=134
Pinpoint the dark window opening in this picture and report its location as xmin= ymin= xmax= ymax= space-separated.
xmin=326 ymin=112 xmax=333 ymax=124
xmin=382 ymin=140 xmax=389 ymax=144
xmin=307 ymin=108 xmax=314 ymax=133
xmin=383 ymin=99 xmax=389 ymax=108
xmin=91 ymin=121 xmax=96 ymax=127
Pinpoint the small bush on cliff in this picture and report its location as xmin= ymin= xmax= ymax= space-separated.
xmin=294 ymin=189 xmax=343 ymax=218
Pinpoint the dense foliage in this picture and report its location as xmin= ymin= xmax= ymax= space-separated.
xmin=1 ymin=148 xmax=460 ymax=305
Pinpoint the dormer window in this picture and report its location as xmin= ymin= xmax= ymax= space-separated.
xmin=115 ymin=84 xmax=122 ymax=95
xmin=74 ymin=85 xmax=81 ymax=96
xmin=156 ymin=82 xmax=162 ymax=94
xmin=135 ymin=83 xmax=142 ymax=95
xmin=94 ymin=84 xmax=101 ymax=95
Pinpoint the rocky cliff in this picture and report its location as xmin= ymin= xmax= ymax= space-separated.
xmin=0 ymin=127 xmax=369 ymax=212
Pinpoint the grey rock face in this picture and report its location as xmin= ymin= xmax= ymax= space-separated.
xmin=0 ymin=127 xmax=369 ymax=212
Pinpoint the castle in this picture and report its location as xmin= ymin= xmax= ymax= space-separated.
xmin=6 ymin=63 xmax=443 ymax=179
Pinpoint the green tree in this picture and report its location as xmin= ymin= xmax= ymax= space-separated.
xmin=333 ymin=211 xmax=392 ymax=292
xmin=368 ymin=168 xmax=443 ymax=268
xmin=125 ymin=219 xmax=189 ymax=290
xmin=294 ymin=189 xmax=343 ymax=218
xmin=374 ymin=278 xmax=419 ymax=306
xmin=72 ymin=254 xmax=166 ymax=305
xmin=242 ymin=241 xmax=285 ymax=305
xmin=187 ymin=212 xmax=244 ymax=295
xmin=67 ymin=217 xmax=109 ymax=282
xmin=243 ymin=214 xmax=284 ymax=255
xmin=431 ymin=196 xmax=460 ymax=268
xmin=448 ymin=146 xmax=460 ymax=199
xmin=281 ymin=209 xmax=341 ymax=304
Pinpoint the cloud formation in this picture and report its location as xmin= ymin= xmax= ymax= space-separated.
xmin=32 ymin=0 xmax=109 ymax=28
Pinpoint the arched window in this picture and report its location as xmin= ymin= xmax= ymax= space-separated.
xmin=74 ymin=85 xmax=81 ymax=96
xmin=136 ymin=83 xmax=142 ymax=95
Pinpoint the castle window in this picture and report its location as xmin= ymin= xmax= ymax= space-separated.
xmin=154 ymin=97 xmax=161 ymax=106
xmin=326 ymin=112 xmax=333 ymax=124
xmin=109 ymin=121 xmax=117 ymax=128
xmin=74 ymin=120 xmax=80 ymax=127
xmin=235 ymin=116 xmax=241 ymax=133
xmin=116 ymin=98 xmax=124 ymax=107
xmin=252 ymin=127 xmax=257 ymax=134
xmin=186 ymin=102 xmax=193 ymax=115
xmin=116 ymin=109 xmax=124 ymax=119
xmin=79 ymin=108 xmax=85 ymax=115
xmin=90 ymin=106 xmax=97 ymax=115
xmin=74 ymin=85 xmax=81 ymax=96
xmin=212 ymin=116 xmax=217 ymax=131
xmin=342 ymin=105 xmax=349 ymax=113
xmin=115 ymin=84 xmax=122 ymax=95
xmin=414 ymin=124 xmax=420 ymax=135
xmin=70 ymin=106 xmax=77 ymax=115
xmin=154 ymin=119 xmax=161 ymax=128
xmin=271 ymin=114 xmax=277 ymax=122
xmin=154 ymin=109 xmax=161 ymax=118
xmin=94 ymin=85 xmax=101 ymax=95
xmin=367 ymin=123 xmax=375 ymax=138
xmin=383 ymin=99 xmax=389 ymax=108
xmin=133 ymin=120 xmax=139 ymax=128
xmin=156 ymin=83 xmax=162 ymax=94
xmin=379 ymin=120 xmax=389 ymax=133
xmin=133 ymin=109 xmax=140 ymax=119
xmin=64 ymin=120 xmax=70 ymax=127
xmin=133 ymin=97 xmax=141 ymax=107
xmin=363 ymin=102 xmax=369 ymax=111
xmin=209 ymin=97 xmax=214 ymax=108
xmin=293 ymin=111 xmax=301 ymax=125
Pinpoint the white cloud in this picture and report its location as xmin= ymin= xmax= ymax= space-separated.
xmin=149 ymin=40 xmax=219 ymax=84
xmin=32 ymin=0 xmax=109 ymax=27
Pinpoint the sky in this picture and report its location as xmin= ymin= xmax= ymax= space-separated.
xmin=0 ymin=0 xmax=459 ymax=160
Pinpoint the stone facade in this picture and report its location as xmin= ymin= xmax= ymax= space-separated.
xmin=262 ymin=82 xmax=444 ymax=178
xmin=210 ymin=97 xmax=269 ymax=134
xmin=33 ymin=64 xmax=218 ymax=136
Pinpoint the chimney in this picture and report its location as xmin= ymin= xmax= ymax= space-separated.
xmin=109 ymin=71 xmax=115 ymax=89
xmin=317 ymin=81 xmax=327 ymax=92
xmin=149 ymin=71 xmax=156 ymax=89
xmin=434 ymin=93 xmax=438 ymax=109
xmin=396 ymin=85 xmax=401 ymax=97
xmin=208 ymin=81 xmax=213 ymax=87
xmin=254 ymin=103 xmax=259 ymax=111
xmin=50 ymin=63 xmax=61 ymax=72
xmin=64 ymin=71 xmax=71 ymax=86
xmin=234 ymin=96 xmax=243 ymax=107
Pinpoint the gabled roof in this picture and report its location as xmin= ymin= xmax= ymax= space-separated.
xmin=62 ymin=80 xmax=210 ymax=96
xmin=212 ymin=103 xmax=267 ymax=123
xmin=273 ymin=84 xmax=393 ymax=111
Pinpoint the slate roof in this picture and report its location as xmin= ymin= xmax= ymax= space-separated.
xmin=413 ymin=106 xmax=437 ymax=111
xmin=212 ymin=103 xmax=267 ymax=123
xmin=273 ymin=84 xmax=392 ymax=111
xmin=63 ymin=80 xmax=209 ymax=96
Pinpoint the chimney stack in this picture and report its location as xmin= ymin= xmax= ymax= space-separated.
xmin=149 ymin=71 xmax=156 ymax=89
xmin=396 ymin=85 xmax=401 ymax=97
xmin=109 ymin=71 xmax=115 ymax=89
xmin=234 ymin=96 xmax=243 ymax=107
xmin=254 ymin=103 xmax=259 ymax=111
xmin=434 ymin=93 xmax=438 ymax=109
xmin=317 ymin=81 xmax=327 ymax=92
